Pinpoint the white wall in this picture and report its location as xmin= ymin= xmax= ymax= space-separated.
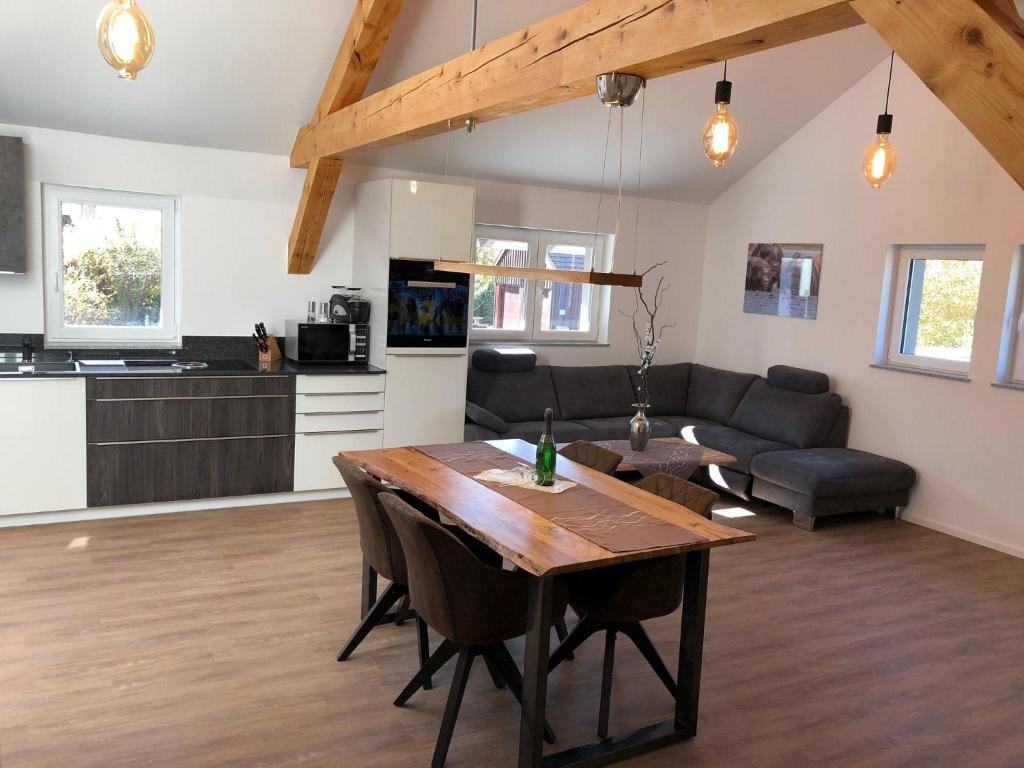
xmin=0 ymin=124 xmax=706 ymax=367
xmin=696 ymin=59 xmax=1024 ymax=557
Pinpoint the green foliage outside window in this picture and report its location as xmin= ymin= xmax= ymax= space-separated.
xmin=915 ymin=259 xmax=983 ymax=351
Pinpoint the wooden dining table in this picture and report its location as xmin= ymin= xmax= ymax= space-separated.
xmin=341 ymin=438 xmax=755 ymax=768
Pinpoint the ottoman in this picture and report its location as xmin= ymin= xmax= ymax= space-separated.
xmin=749 ymin=448 xmax=917 ymax=530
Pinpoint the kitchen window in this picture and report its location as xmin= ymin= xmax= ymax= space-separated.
xmin=875 ymin=245 xmax=984 ymax=378
xmin=472 ymin=225 xmax=610 ymax=343
xmin=43 ymin=184 xmax=180 ymax=348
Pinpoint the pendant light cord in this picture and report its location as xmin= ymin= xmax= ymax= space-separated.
xmin=592 ymin=107 xmax=613 ymax=261
xmin=470 ymin=0 xmax=478 ymax=50
xmin=614 ymin=107 xmax=624 ymax=259
xmin=723 ymin=59 xmax=728 ymax=81
xmin=632 ymin=84 xmax=646 ymax=274
xmin=883 ymin=51 xmax=894 ymax=114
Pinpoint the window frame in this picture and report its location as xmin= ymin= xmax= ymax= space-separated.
xmin=471 ymin=224 xmax=610 ymax=344
xmin=996 ymin=245 xmax=1024 ymax=387
xmin=882 ymin=244 xmax=984 ymax=377
xmin=43 ymin=184 xmax=181 ymax=349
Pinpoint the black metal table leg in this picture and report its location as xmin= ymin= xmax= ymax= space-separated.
xmin=360 ymin=558 xmax=377 ymax=619
xmin=519 ymin=575 xmax=556 ymax=768
xmin=675 ymin=549 xmax=710 ymax=737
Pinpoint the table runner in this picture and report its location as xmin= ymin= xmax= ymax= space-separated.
xmin=595 ymin=440 xmax=704 ymax=479
xmin=414 ymin=442 xmax=703 ymax=553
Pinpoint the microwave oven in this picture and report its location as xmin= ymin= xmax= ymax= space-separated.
xmin=284 ymin=321 xmax=369 ymax=364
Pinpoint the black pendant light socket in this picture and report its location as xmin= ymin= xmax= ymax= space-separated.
xmin=715 ymin=79 xmax=733 ymax=105
xmin=875 ymin=112 xmax=893 ymax=135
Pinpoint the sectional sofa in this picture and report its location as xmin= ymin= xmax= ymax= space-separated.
xmin=464 ymin=349 xmax=917 ymax=529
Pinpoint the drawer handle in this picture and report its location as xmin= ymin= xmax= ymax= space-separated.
xmin=298 ymin=428 xmax=382 ymax=437
xmin=299 ymin=410 xmax=383 ymax=416
xmin=299 ymin=391 xmax=383 ymax=396
xmin=96 ymin=395 xmax=290 ymax=402
xmin=91 ymin=434 xmax=292 ymax=446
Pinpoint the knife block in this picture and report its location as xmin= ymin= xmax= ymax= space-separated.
xmin=258 ymin=335 xmax=282 ymax=364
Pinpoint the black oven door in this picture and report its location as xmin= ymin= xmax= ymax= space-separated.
xmin=387 ymin=259 xmax=470 ymax=348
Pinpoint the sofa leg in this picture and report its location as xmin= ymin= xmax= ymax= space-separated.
xmin=792 ymin=513 xmax=816 ymax=531
xmin=878 ymin=507 xmax=897 ymax=519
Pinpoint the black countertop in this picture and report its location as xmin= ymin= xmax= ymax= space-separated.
xmin=0 ymin=358 xmax=386 ymax=380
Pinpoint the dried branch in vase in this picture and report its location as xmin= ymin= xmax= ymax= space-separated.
xmin=620 ymin=261 xmax=676 ymax=408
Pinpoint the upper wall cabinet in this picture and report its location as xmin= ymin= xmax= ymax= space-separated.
xmin=356 ymin=178 xmax=475 ymax=264
xmin=0 ymin=136 xmax=26 ymax=274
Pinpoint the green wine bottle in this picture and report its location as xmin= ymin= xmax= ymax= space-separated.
xmin=535 ymin=407 xmax=557 ymax=486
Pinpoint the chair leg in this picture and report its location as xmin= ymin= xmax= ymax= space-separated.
xmin=394 ymin=639 xmax=459 ymax=707
xmin=432 ymin=647 xmax=475 ymax=768
xmin=337 ymin=583 xmax=405 ymax=662
xmin=417 ymin=616 xmax=432 ymax=691
xmin=482 ymin=653 xmax=506 ymax=689
xmin=598 ymin=629 xmax=617 ymax=739
xmin=394 ymin=594 xmax=412 ymax=626
xmin=620 ymin=622 xmax=677 ymax=698
xmin=488 ymin=643 xmax=556 ymax=745
xmin=554 ymin=615 xmax=574 ymax=660
xmin=549 ymin=614 xmax=602 ymax=673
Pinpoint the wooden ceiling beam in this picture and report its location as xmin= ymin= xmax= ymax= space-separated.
xmin=850 ymin=0 xmax=1024 ymax=190
xmin=288 ymin=0 xmax=404 ymax=274
xmin=290 ymin=0 xmax=864 ymax=169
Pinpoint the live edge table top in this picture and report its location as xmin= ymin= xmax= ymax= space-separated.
xmin=340 ymin=438 xmax=754 ymax=578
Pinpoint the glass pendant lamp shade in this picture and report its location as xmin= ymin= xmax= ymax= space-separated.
xmin=863 ymin=116 xmax=897 ymax=189
xmin=702 ymin=65 xmax=738 ymax=167
xmin=97 ymin=0 xmax=155 ymax=80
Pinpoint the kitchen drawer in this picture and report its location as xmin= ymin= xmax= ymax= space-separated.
xmin=89 ymin=375 xmax=293 ymax=400
xmin=295 ymin=374 xmax=385 ymax=395
xmin=88 ymin=396 xmax=294 ymax=443
xmin=87 ymin=435 xmax=294 ymax=507
xmin=295 ymin=411 xmax=383 ymax=434
xmin=294 ymin=430 xmax=383 ymax=491
xmin=295 ymin=392 xmax=384 ymax=414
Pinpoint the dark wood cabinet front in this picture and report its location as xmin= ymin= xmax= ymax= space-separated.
xmin=86 ymin=374 xmax=296 ymax=507
xmin=87 ymin=436 xmax=294 ymax=507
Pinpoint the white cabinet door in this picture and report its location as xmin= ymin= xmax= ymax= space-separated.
xmin=294 ymin=430 xmax=384 ymax=492
xmin=0 ymin=378 xmax=87 ymax=515
xmin=389 ymin=180 xmax=475 ymax=263
xmin=383 ymin=354 xmax=468 ymax=448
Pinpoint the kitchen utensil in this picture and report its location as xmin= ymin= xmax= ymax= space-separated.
xmin=317 ymin=302 xmax=330 ymax=323
xmin=329 ymin=286 xmax=371 ymax=323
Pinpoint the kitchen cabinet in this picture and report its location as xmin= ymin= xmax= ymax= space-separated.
xmin=0 ymin=378 xmax=87 ymax=515
xmin=382 ymin=353 xmax=467 ymax=448
xmin=293 ymin=374 xmax=386 ymax=492
xmin=86 ymin=375 xmax=295 ymax=507
xmin=0 ymin=136 xmax=26 ymax=274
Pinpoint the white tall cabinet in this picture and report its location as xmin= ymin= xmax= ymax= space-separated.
xmin=0 ymin=378 xmax=87 ymax=515
xmin=353 ymin=178 xmax=474 ymax=449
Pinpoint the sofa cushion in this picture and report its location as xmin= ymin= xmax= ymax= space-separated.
xmin=551 ymin=365 xmax=635 ymax=420
xmin=465 ymin=401 xmax=509 ymax=434
xmin=466 ymin=365 xmax=560 ymax=422
xmin=502 ymin=419 xmax=594 ymax=443
xmin=464 ymin=423 xmax=500 ymax=441
xmin=627 ymin=363 xmax=691 ymax=416
xmin=658 ymin=415 xmax=722 ymax=436
xmin=686 ymin=364 xmax=758 ymax=424
xmin=766 ymin=365 xmax=830 ymax=394
xmin=750 ymin=448 xmax=917 ymax=499
xmin=572 ymin=417 xmax=677 ymax=440
xmin=728 ymin=379 xmax=842 ymax=449
xmin=472 ymin=348 xmax=537 ymax=372
xmin=685 ymin=425 xmax=793 ymax=473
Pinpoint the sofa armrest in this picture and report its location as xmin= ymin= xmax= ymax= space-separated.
xmin=465 ymin=401 xmax=510 ymax=433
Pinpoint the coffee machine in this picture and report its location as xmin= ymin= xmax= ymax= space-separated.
xmin=329 ymin=286 xmax=371 ymax=324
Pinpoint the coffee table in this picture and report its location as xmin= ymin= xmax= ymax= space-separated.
xmin=617 ymin=438 xmax=735 ymax=473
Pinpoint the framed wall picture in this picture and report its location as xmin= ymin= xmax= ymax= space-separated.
xmin=743 ymin=242 xmax=823 ymax=320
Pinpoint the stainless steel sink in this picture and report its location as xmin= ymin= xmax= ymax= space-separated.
xmin=0 ymin=361 xmax=79 ymax=374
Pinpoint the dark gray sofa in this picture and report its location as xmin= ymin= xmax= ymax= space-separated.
xmin=464 ymin=350 xmax=916 ymax=529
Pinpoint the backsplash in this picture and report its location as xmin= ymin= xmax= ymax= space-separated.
xmin=0 ymin=334 xmax=256 ymax=359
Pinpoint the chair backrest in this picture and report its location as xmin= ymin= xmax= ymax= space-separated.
xmin=558 ymin=441 xmax=623 ymax=475
xmin=635 ymin=473 xmax=718 ymax=518
xmin=332 ymin=456 xmax=407 ymax=584
xmin=379 ymin=492 xmax=521 ymax=645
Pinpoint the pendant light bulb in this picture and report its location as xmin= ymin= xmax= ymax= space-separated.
xmin=97 ymin=0 xmax=155 ymax=80
xmin=863 ymin=52 xmax=898 ymax=189
xmin=703 ymin=63 xmax=738 ymax=167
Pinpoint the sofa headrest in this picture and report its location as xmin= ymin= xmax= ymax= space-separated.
xmin=766 ymin=365 xmax=830 ymax=394
xmin=472 ymin=348 xmax=537 ymax=372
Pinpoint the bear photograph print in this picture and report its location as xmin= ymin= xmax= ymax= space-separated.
xmin=743 ymin=242 xmax=823 ymax=320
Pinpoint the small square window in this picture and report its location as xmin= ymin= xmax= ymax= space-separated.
xmin=44 ymin=185 xmax=180 ymax=348
xmin=879 ymin=245 xmax=984 ymax=377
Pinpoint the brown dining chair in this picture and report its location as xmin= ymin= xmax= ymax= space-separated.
xmin=380 ymin=492 xmax=563 ymax=768
xmin=548 ymin=473 xmax=718 ymax=738
xmin=332 ymin=457 xmax=431 ymax=686
xmin=558 ymin=440 xmax=623 ymax=475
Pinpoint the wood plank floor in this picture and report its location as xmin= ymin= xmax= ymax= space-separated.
xmin=2 ymin=499 xmax=1023 ymax=767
